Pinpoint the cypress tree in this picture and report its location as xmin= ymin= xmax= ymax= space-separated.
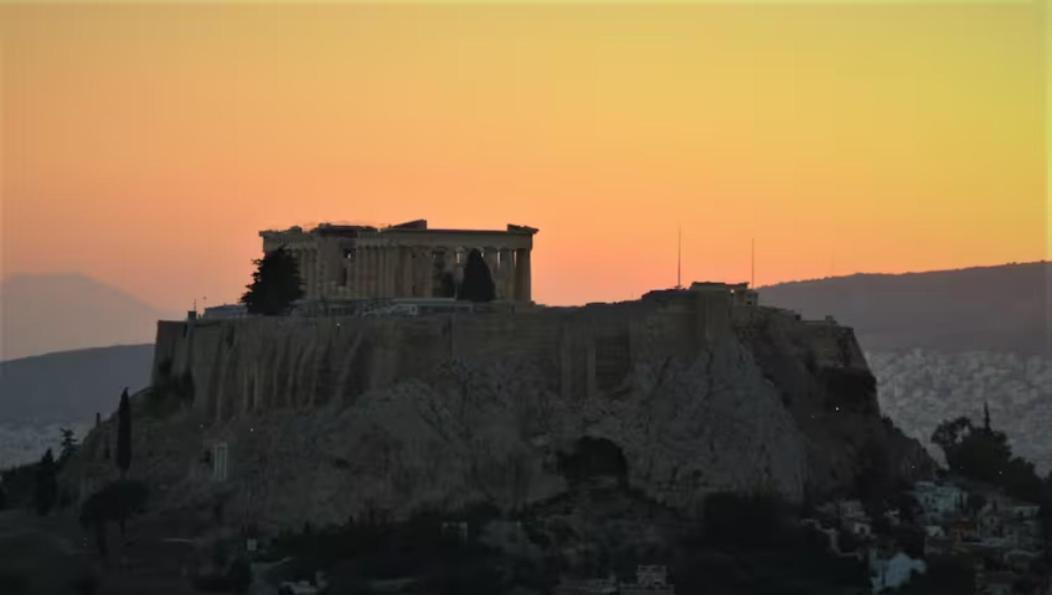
xmin=116 ymin=388 xmax=131 ymax=477
xmin=457 ymin=249 xmax=496 ymax=303
xmin=34 ymin=449 xmax=57 ymax=516
xmin=241 ymin=246 xmax=305 ymax=315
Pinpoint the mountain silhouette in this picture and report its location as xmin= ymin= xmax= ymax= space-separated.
xmin=0 ymin=344 xmax=154 ymax=425
xmin=0 ymin=273 xmax=176 ymax=361
xmin=760 ymin=262 xmax=1051 ymax=356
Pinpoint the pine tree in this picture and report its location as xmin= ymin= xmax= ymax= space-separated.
xmin=34 ymin=449 xmax=58 ymax=515
xmin=59 ymin=427 xmax=78 ymax=464
xmin=241 ymin=246 xmax=305 ymax=315
xmin=116 ymin=388 xmax=131 ymax=477
xmin=1040 ymin=472 xmax=1052 ymax=551
xmin=457 ymin=249 xmax=496 ymax=303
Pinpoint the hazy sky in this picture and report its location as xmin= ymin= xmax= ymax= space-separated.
xmin=1 ymin=1 xmax=1046 ymax=311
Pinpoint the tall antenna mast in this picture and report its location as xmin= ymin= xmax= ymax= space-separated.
xmin=677 ymin=226 xmax=682 ymax=289
xmin=750 ymin=238 xmax=756 ymax=287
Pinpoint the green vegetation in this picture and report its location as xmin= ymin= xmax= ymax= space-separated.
xmin=931 ymin=406 xmax=1041 ymax=502
xmin=241 ymin=246 xmax=305 ymax=315
xmin=457 ymin=249 xmax=496 ymax=303
xmin=699 ymin=491 xmax=794 ymax=549
xmin=59 ymin=427 xmax=78 ymax=464
xmin=674 ymin=491 xmax=865 ymax=594
xmin=270 ymin=508 xmax=510 ymax=593
xmin=79 ymin=480 xmax=149 ymax=558
xmin=146 ymin=358 xmax=195 ymax=417
xmin=192 ymin=547 xmax=252 ymax=594
xmin=116 ymin=389 xmax=131 ymax=477
xmin=1 ymin=463 xmax=37 ymax=510
xmin=1041 ymin=472 xmax=1052 ymax=552
xmin=894 ymin=555 xmax=976 ymax=595
xmin=32 ymin=449 xmax=58 ymax=516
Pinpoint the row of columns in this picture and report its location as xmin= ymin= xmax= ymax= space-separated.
xmin=287 ymin=245 xmax=322 ymax=300
xmin=338 ymin=244 xmax=531 ymax=301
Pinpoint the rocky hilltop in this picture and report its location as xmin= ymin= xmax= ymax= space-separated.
xmin=74 ymin=289 xmax=931 ymax=530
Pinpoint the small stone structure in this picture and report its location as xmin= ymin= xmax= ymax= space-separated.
xmin=260 ymin=219 xmax=538 ymax=302
xmin=620 ymin=565 xmax=675 ymax=595
xmin=689 ymin=281 xmax=757 ymax=306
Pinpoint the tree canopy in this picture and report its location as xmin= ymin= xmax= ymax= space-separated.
xmin=59 ymin=427 xmax=78 ymax=464
xmin=1040 ymin=472 xmax=1052 ymax=550
xmin=80 ymin=479 xmax=149 ymax=557
xmin=931 ymin=409 xmax=1041 ymax=502
xmin=117 ymin=388 xmax=131 ymax=477
xmin=33 ymin=449 xmax=57 ymax=516
xmin=241 ymin=246 xmax=305 ymax=315
xmin=457 ymin=249 xmax=495 ymax=303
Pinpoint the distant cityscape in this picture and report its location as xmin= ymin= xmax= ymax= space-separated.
xmin=874 ymin=349 xmax=1052 ymax=473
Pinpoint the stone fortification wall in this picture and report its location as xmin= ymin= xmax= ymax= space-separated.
xmin=75 ymin=291 xmax=929 ymax=531
xmin=152 ymin=294 xmax=726 ymax=424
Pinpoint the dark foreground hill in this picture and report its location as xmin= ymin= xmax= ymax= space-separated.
xmin=0 ymin=344 xmax=154 ymax=425
xmin=759 ymin=262 xmax=1050 ymax=356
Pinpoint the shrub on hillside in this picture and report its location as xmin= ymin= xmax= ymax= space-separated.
xmin=701 ymin=491 xmax=794 ymax=548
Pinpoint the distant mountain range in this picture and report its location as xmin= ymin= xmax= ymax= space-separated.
xmin=760 ymin=261 xmax=1050 ymax=356
xmin=0 ymin=343 xmax=154 ymax=426
xmin=0 ymin=273 xmax=177 ymax=361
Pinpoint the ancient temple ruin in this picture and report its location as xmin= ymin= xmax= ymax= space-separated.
xmin=260 ymin=219 xmax=538 ymax=302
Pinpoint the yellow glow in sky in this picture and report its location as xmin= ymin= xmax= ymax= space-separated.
xmin=0 ymin=1 xmax=1046 ymax=310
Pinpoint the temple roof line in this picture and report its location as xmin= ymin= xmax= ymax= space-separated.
xmin=261 ymin=219 xmax=539 ymax=237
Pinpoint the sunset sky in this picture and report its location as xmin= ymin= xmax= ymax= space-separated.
xmin=1 ymin=0 xmax=1046 ymax=312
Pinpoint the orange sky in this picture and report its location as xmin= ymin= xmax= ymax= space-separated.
xmin=1 ymin=1 xmax=1046 ymax=310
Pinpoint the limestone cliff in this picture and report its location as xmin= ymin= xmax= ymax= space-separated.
xmin=76 ymin=290 xmax=932 ymax=530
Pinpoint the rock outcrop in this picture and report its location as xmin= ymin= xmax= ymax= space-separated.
xmin=75 ymin=289 xmax=932 ymax=530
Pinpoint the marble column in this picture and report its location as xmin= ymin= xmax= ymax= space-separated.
xmin=443 ymin=250 xmax=456 ymax=297
xmin=499 ymin=248 xmax=514 ymax=300
xmin=420 ymin=249 xmax=432 ymax=297
xmin=365 ymin=248 xmax=374 ymax=298
xmin=384 ymin=245 xmax=394 ymax=297
xmin=376 ymin=245 xmax=385 ymax=296
xmin=359 ymin=247 xmax=368 ymax=298
xmin=400 ymin=247 xmax=413 ymax=297
xmin=373 ymin=246 xmax=382 ymax=297
xmin=483 ymin=248 xmax=499 ymax=294
xmin=412 ymin=247 xmax=425 ymax=298
xmin=352 ymin=248 xmax=363 ymax=298
xmin=307 ymin=249 xmax=317 ymax=298
xmin=515 ymin=248 xmax=532 ymax=302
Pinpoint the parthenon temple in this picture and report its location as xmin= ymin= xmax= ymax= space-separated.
xmin=260 ymin=219 xmax=538 ymax=302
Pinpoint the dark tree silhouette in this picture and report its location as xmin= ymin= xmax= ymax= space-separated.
xmin=1040 ymin=472 xmax=1052 ymax=551
xmin=438 ymin=272 xmax=457 ymax=298
xmin=80 ymin=480 xmax=149 ymax=557
xmin=931 ymin=411 xmax=1041 ymax=502
xmin=59 ymin=427 xmax=78 ymax=464
xmin=116 ymin=388 xmax=131 ymax=477
xmin=33 ymin=449 xmax=58 ymax=515
xmin=457 ymin=249 xmax=495 ymax=303
xmin=241 ymin=246 xmax=304 ymax=315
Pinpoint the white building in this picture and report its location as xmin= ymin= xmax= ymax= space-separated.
xmin=869 ymin=550 xmax=926 ymax=593
xmin=913 ymin=481 xmax=964 ymax=519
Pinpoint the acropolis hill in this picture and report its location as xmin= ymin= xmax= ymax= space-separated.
xmin=72 ymin=222 xmax=933 ymax=530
